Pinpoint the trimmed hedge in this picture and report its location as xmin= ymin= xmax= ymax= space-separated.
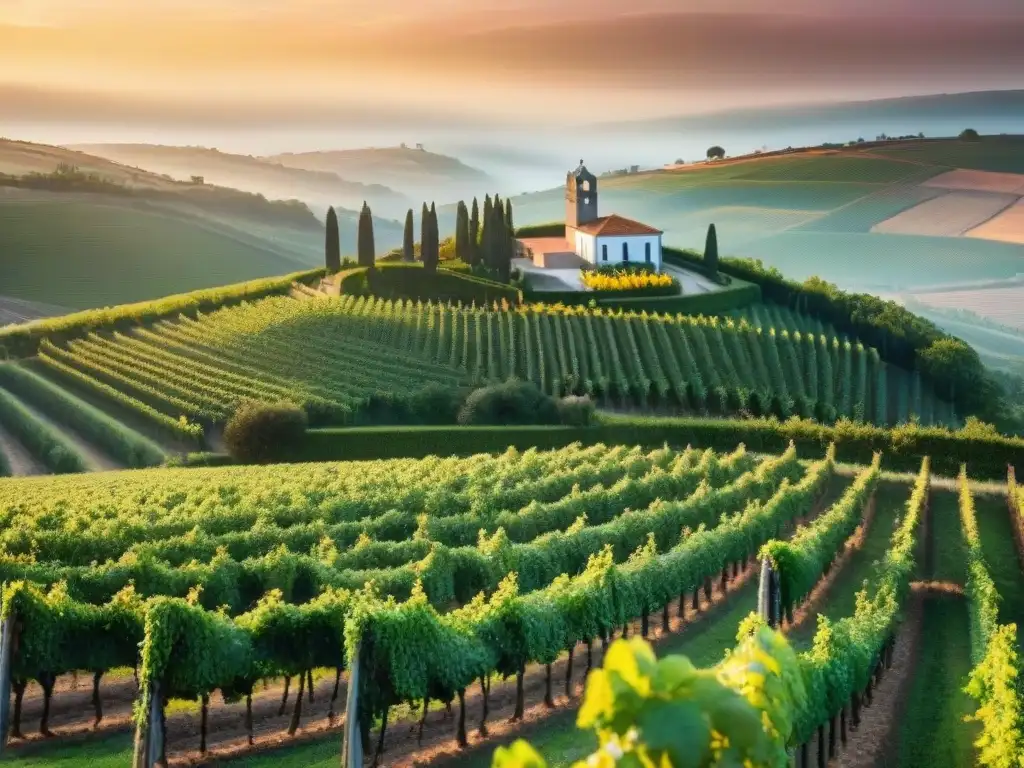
xmin=337 ymin=263 xmax=521 ymax=305
xmin=0 ymin=386 xmax=87 ymax=473
xmin=514 ymin=222 xmax=566 ymax=238
xmin=0 ymin=267 xmax=327 ymax=359
xmin=523 ymin=281 xmax=760 ymax=315
xmin=295 ymin=415 xmax=1024 ymax=479
xmin=596 ymin=282 xmax=761 ymax=314
xmin=0 ymin=362 xmax=166 ymax=468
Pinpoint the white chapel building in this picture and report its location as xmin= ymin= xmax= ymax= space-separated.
xmin=517 ymin=161 xmax=664 ymax=271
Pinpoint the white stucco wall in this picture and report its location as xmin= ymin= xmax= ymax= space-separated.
xmin=596 ymin=234 xmax=662 ymax=270
xmin=574 ymin=230 xmax=598 ymax=264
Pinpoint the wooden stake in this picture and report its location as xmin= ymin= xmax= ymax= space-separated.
xmin=200 ymin=694 xmax=209 ymax=753
xmin=565 ymin=647 xmax=575 ymax=698
xmin=245 ymin=694 xmax=254 ymax=746
xmin=0 ymin=615 xmax=14 ymax=751
xmin=456 ymin=689 xmax=468 ymax=748
xmin=278 ymin=676 xmax=291 ymax=716
xmin=288 ymin=671 xmax=305 ymax=735
xmin=92 ymin=671 xmax=104 ymax=726
xmin=341 ymin=643 xmax=363 ymax=768
xmin=478 ymin=678 xmax=489 ymax=737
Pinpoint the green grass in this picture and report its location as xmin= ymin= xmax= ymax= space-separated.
xmin=931 ymin=489 xmax=968 ymax=585
xmin=786 ymin=479 xmax=909 ymax=650
xmin=872 ymin=138 xmax=1024 ymax=174
xmin=738 ymin=230 xmax=1024 ymax=290
xmin=974 ymin=491 xmax=1024 ymax=629
xmin=896 ymin=593 xmax=978 ymax=768
xmin=0 ymin=199 xmax=305 ymax=310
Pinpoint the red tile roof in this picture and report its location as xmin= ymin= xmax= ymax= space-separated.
xmin=575 ymin=214 xmax=663 ymax=236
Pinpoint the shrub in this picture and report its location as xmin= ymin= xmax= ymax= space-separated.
xmin=222 ymin=401 xmax=308 ymax=464
xmin=557 ymin=395 xmax=595 ymax=426
xmin=457 ymin=380 xmax=561 ymax=426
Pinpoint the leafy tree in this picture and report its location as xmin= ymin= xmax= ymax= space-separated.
xmin=469 ymin=197 xmax=481 ymax=266
xmin=960 ymin=128 xmax=981 ymax=141
xmin=357 ymin=202 xmax=375 ymax=267
xmin=706 ymin=145 xmax=726 ymax=160
xmin=402 ymin=209 xmax=415 ymax=262
xmin=505 ymin=197 xmax=515 ymax=238
xmin=454 ymin=201 xmax=470 ymax=264
xmin=704 ymin=223 xmax=719 ymax=276
xmin=223 ymin=401 xmax=308 ymax=464
xmin=324 ymin=206 xmax=341 ymax=272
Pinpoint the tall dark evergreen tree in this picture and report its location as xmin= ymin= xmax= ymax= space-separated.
xmin=429 ymin=203 xmax=440 ymax=271
xmin=480 ymin=195 xmax=494 ymax=269
xmin=704 ymin=223 xmax=719 ymax=277
xmin=325 ymin=206 xmax=341 ymax=272
xmin=454 ymin=201 xmax=470 ymax=264
xmin=402 ymin=209 xmax=415 ymax=262
xmin=469 ymin=197 xmax=481 ymax=266
xmin=420 ymin=202 xmax=430 ymax=265
xmin=504 ymin=198 xmax=515 ymax=238
xmin=357 ymin=202 xmax=376 ymax=267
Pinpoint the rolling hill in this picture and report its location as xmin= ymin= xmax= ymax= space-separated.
xmin=0 ymin=140 xmax=405 ymax=311
xmin=67 ymin=142 xmax=413 ymax=218
xmin=267 ymin=145 xmax=493 ymax=205
xmin=507 ymin=137 xmax=1024 ymax=293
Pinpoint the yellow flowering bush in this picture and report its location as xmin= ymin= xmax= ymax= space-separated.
xmin=581 ymin=269 xmax=677 ymax=292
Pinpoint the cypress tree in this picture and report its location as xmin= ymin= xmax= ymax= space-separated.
xmin=357 ymin=202 xmax=375 ymax=268
xmin=505 ymin=198 xmax=515 ymax=238
xmin=455 ymin=201 xmax=470 ymax=264
xmin=402 ymin=209 xmax=415 ymax=262
xmin=325 ymin=206 xmax=341 ymax=272
xmin=704 ymin=223 xmax=719 ymax=277
xmin=481 ymin=195 xmax=494 ymax=269
xmin=493 ymin=200 xmax=506 ymax=276
xmin=469 ymin=198 xmax=481 ymax=266
xmin=420 ymin=202 xmax=430 ymax=266
xmin=429 ymin=203 xmax=440 ymax=271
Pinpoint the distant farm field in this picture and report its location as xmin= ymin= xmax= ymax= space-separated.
xmin=904 ymin=285 xmax=1024 ymax=330
xmin=512 ymin=140 xmax=1024 ymax=291
xmin=0 ymin=197 xmax=310 ymax=309
xmin=966 ymin=199 xmax=1024 ymax=245
xmin=871 ymin=191 xmax=1019 ymax=237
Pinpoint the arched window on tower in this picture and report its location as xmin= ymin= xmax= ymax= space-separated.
xmin=622 ymin=242 xmax=629 ymax=262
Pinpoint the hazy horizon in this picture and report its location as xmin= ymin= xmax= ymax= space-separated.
xmin=3 ymin=1 xmax=1024 ymax=194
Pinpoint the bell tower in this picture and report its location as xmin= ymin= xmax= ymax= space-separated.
xmin=565 ymin=160 xmax=598 ymax=239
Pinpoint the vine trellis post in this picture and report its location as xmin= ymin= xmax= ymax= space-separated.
xmin=341 ymin=641 xmax=363 ymax=768
xmin=757 ymin=557 xmax=781 ymax=629
xmin=0 ymin=599 xmax=14 ymax=755
xmin=131 ymin=680 xmax=163 ymax=768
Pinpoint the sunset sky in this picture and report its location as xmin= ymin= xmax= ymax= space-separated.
xmin=2 ymin=0 xmax=1023 ymax=147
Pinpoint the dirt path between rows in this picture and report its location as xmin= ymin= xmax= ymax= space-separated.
xmin=4 ymin=571 xmax=750 ymax=766
xmin=0 ymin=423 xmax=47 ymax=476
xmin=784 ymin=491 xmax=877 ymax=634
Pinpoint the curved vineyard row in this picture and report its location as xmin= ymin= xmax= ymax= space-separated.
xmin=26 ymin=294 xmax=953 ymax=441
